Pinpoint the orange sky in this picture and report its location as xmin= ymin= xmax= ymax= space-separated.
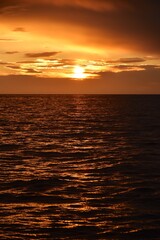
xmin=0 ymin=0 xmax=160 ymax=93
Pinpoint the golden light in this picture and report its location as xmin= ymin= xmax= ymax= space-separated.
xmin=72 ymin=66 xmax=86 ymax=79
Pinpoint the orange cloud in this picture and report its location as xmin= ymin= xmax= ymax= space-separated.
xmin=25 ymin=52 xmax=61 ymax=58
xmin=1 ymin=0 xmax=160 ymax=54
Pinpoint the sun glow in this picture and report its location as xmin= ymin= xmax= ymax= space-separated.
xmin=73 ymin=66 xmax=86 ymax=79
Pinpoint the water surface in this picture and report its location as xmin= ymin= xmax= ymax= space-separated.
xmin=0 ymin=95 xmax=160 ymax=239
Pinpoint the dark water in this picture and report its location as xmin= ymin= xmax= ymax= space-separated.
xmin=0 ymin=95 xmax=160 ymax=240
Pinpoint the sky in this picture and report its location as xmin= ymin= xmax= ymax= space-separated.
xmin=0 ymin=0 xmax=160 ymax=94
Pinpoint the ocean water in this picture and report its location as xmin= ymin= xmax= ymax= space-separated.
xmin=0 ymin=94 xmax=160 ymax=240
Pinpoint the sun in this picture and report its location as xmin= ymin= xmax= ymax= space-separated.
xmin=72 ymin=66 xmax=86 ymax=79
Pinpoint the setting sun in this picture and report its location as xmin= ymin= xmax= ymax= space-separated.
xmin=0 ymin=1 xmax=160 ymax=240
xmin=73 ymin=66 xmax=86 ymax=79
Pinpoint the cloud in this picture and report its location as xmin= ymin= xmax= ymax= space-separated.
xmin=140 ymin=64 xmax=160 ymax=70
xmin=0 ymin=0 xmax=21 ymax=10
xmin=0 ymin=61 xmax=7 ymax=65
xmin=25 ymin=51 xmax=61 ymax=58
xmin=6 ymin=65 xmax=21 ymax=70
xmin=111 ymin=64 xmax=144 ymax=72
xmin=0 ymin=38 xmax=16 ymax=42
xmin=5 ymin=51 xmax=19 ymax=54
xmin=0 ymin=0 xmax=25 ymax=14
xmin=25 ymin=68 xmax=42 ymax=74
xmin=1 ymin=68 xmax=160 ymax=94
xmin=31 ymin=1 xmax=160 ymax=53
xmin=3 ymin=56 xmax=159 ymax=79
xmin=97 ymin=68 xmax=160 ymax=94
xmin=106 ymin=61 xmax=160 ymax=72
xmin=116 ymin=58 xmax=146 ymax=63
xmin=106 ymin=57 xmax=146 ymax=65
xmin=0 ymin=0 xmax=130 ymax=13
xmin=17 ymin=60 xmax=35 ymax=64
xmin=41 ymin=0 xmax=131 ymax=12
xmin=1 ymin=1 xmax=160 ymax=54
xmin=13 ymin=27 xmax=26 ymax=32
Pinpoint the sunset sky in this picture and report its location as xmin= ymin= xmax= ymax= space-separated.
xmin=0 ymin=0 xmax=160 ymax=93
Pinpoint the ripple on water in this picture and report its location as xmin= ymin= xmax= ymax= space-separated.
xmin=0 ymin=95 xmax=160 ymax=239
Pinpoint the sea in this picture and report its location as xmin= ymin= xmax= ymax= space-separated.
xmin=0 ymin=94 xmax=160 ymax=240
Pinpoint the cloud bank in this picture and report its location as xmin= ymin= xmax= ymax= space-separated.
xmin=1 ymin=0 xmax=160 ymax=54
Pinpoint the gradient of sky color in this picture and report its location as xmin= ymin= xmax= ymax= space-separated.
xmin=0 ymin=0 xmax=160 ymax=93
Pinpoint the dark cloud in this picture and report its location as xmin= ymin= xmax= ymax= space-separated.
xmin=108 ymin=63 xmax=160 ymax=72
xmin=1 ymin=68 xmax=160 ymax=94
xmin=97 ymin=68 xmax=160 ymax=94
xmin=58 ymin=59 xmax=75 ymax=65
xmin=8 ymin=0 xmax=159 ymax=54
xmin=0 ymin=0 xmax=25 ymax=14
xmin=117 ymin=58 xmax=146 ymax=63
xmin=107 ymin=57 xmax=146 ymax=64
xmin=0 ymin=38 xmax=15 ymax=42
xmin=25 ymin=68 xmax=42 ymax=73
xmin=5 ymin=51 xmax=19 ymax=54
xmin=25 ymin=51 xmax=61 ymax=58
xmin=0 ymin=61 xmax=7 ymax=65
xmin=0 ymin=0 xmax=128 ymax=13
xmin=1 ymin=1 xmax=160 ymax=54
xmin=17 ymin=60 xmax=35 ymax=64
xmin=6 ymin=65 xmax=21 ymax=70
xmin=140 ymin=64 xmax=160 ymax=70
xmin=112 ymin=64 xmax=143 ymax=71
xmin=0 ymin=0 xmax=21 ymax=10
xmin=13 ymin=27 xmax=26 ymax=32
